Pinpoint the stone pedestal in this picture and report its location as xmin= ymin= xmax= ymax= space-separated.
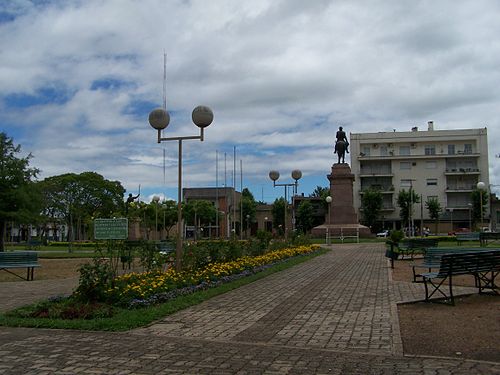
xmin=128 ymin=218 xmax=142 ymax=240
xmin=312 ymin=163 xmax=371 ymax=238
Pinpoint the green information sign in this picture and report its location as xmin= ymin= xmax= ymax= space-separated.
xmin=94 ymin=218 xmax=128 ymax=240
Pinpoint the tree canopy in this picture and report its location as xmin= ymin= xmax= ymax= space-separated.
xmin=361 ymin=188 xmax=383 ymax=231
xmin=295 ymin=200 xmax=314 ymax=234
xmin=0 ymin=133 xmax=41 ymax=251
xmin=397 ymin=189 xmax=420 ymax=232
xmin=37 ymin=172 xmax=125 ymax=241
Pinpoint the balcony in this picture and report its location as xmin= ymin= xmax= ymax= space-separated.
xmin=444 ymin=168 xmax=480 ymax=175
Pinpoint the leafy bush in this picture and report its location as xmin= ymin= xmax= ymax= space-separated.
xmin=389 ymin=230 xmax=404 ymax=244
xmin=74 ymin=258 xmax=115 ymax=303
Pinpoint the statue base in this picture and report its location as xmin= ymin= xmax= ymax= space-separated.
xmin=311 ymin=163 xmax=373 ymax=238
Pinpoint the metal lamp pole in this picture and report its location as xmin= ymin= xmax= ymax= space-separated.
xmin=477 ymin=181 xmax=486 ymax=231
xmin=149 ymin=106 xmax=214 ymax=271
xmin=325 ymin=195 xmax=332 ymax=245
xmin=153 ymin=196 xmax=160 ymax=241
xmin=269 ymin=170 xmax=302 ymax=239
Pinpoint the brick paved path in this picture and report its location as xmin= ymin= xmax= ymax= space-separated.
xmin=1 ymin=244 xmax=498 ymax=374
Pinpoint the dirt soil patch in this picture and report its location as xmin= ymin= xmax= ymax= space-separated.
xmin=392 ymin=258 xmax=500 ymax=362
xmin=0 ymin=258 xmax=91 ymax=282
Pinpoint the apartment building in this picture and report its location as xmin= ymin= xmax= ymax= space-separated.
xmin=350 ymin=122 xmax=489 ymax=233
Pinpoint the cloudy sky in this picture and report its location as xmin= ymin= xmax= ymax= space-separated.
xmin=1 ymin=0 xmax=500 ymax=203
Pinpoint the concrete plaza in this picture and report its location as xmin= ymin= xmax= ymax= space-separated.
xmin=0 ymin=243 xmax=498 ymax=374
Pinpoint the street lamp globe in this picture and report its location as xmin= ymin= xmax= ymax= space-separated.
xmin=148 ymin=108 xmax=170 ymax=130
xmin=325 ymin=196 xmax=332 ymax=204
xmin=269 ymin=170 xmax=280 ymax=182
xmin=192 ymin=106 xmax=214 ymax=128
xmin=291 ymin=169 xmax=302 ymax=181
xmin=477 ymin=181 xmax=486 ymax=190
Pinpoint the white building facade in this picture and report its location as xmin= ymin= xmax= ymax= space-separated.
xmin=350 ymin=122 xmax=489 ymax=233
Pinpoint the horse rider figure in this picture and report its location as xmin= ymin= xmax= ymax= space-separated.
xmin=335 ymin=126 xmax=349 ymax=154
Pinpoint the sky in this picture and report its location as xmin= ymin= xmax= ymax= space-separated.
xmin=1 ymin=0 xmax=500 ymax=204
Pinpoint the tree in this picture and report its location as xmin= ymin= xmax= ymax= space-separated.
xmin=0 ymin=133 xmax=41 ymax=251
xmin=159 ymin=200 xmax=177 ymax=238
xmin=470 ymin=189 xmax=488 ymax=229
xmin=361 ymin=188 xmax=383 ymax=231
xmin=397 ymin=189 xmax=420 ymax=233
xmin=183 ymin=200 xmax=217 ymax=234
xmin=241 ymin=188 xmax=257 ymax=232
xmin=37 ymin=172 xmax=125 ymax=241
xmin=271 ymin=197 xmax=286 ymax=236
xmin=425 ymin=198 xmax=442 ymax=234
xmin=310 ymin=186 xmax=330 ymax=209
xmin=295 ymin=200 xmax=314 ymax=234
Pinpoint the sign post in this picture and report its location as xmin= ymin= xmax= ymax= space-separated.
xmin=94 ymin=218 xmax=128 ymax=240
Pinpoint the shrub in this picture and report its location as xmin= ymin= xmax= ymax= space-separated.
xmin=74 ymin=258 xmax=115 ymax=303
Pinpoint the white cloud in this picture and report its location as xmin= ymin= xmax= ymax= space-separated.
xmin=1 ymin=0 xmax=500 ymax=202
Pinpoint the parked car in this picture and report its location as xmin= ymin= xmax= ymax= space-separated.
xmin=376 ymin=229 xmax=390 ymax=237
xmin=448 ymin=227 xmax=470 ymax=236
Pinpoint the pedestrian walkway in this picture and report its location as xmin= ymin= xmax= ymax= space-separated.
xmin=0 ymin=244 xmax=498 ymax=374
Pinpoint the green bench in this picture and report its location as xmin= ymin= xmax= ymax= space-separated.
xmin=480 ymin=232 xmax=500 ymax=247
xmin=456 ymin=232 xmax=480 ymax=245
xmin=411 ymin=247 xmax=495 ymax=283
xmin=397 ymin=238 xmax=439 ymax=259
xmin=421 ymin=249 xmax=500 ymax=305
xmin=25 ymin=238 xmax=42 ymax=250
xmin=0 ymin=251 xmax=40 ymax=281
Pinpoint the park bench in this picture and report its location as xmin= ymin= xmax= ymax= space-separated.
xmin=421 ymin=249 xmax=500 ymax=305
xmin=156 ymin=241 xmax=175 ymax=255
xmin=456 ymin=232 xmax=480 ymax=245
xmin=397 ymin=238 xmax=439 ymax=259
xmin=480 ymin=232 xmax=500 ymax=247
xmin=411 ymin=247 xmax=496 ymax=283
xmin=25 ymin=238 xmax=42 ymax=250
xmin=0 ymin=251 xmax=40 ymax=281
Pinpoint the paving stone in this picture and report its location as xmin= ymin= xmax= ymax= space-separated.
xmin=1 ymin=244 xmax=498 ymax=374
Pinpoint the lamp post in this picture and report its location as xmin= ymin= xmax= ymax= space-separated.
xmin=152 ymin=196 xmax=160 ymax=241
xmin=448 ymin=208 xmax=454 ymax=234
xmin=325 ymin=196 xmax=332 ymax=245
xmin=269 ymin=170 xmax=302 ymax=239
xmin=246 ymin=214 xmax=250 ymax=238
xmin=149 ymin=106 xmax=214 ymax=271
xmin=468 ymin=203 xmax=472 ymax=231
xmin=477 ymin=181 xmax=486 ymax=231
xmin=264 ymin=216 xmax=268 ymax=232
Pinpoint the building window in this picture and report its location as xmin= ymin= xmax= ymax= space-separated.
xmin=380 ymin=145 xmax=388 ymax=156
xmin=426 ymin=178 xmax=438 ymax=186
xmin=464 ymin=144 xmax=472 ymax=154
xmin=424 ymin=145 xmax=436 ymax=155
xmin=426 ymin=161 xmax=437 ymax=169
xmin=361 ymin=146 xmax=370 ymax=156
xmin=400 ymin=179 xmax=412 ymax=188
xmin=400 ymin=161 xmax=411 ymax=170
xmin=448 ymin=144 xmax=455 ymax=155
xmin=399 ymin=146 xmax=410 ymax=155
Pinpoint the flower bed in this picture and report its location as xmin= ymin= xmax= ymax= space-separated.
xmin=104 ymin=244 xmax=320 ymax=307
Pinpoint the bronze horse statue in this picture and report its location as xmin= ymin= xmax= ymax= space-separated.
xmin=334 ymin=140 xmax=347 ymax=164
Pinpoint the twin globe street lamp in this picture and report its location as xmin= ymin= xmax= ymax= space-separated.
xmin=269 ymin=170 xmax=302 ymax=239
xmin=149 ymin=106 xmax=214 ymax=271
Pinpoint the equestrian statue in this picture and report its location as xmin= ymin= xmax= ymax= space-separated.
xmin=334 ymin=126 xmax=349 ymax=164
